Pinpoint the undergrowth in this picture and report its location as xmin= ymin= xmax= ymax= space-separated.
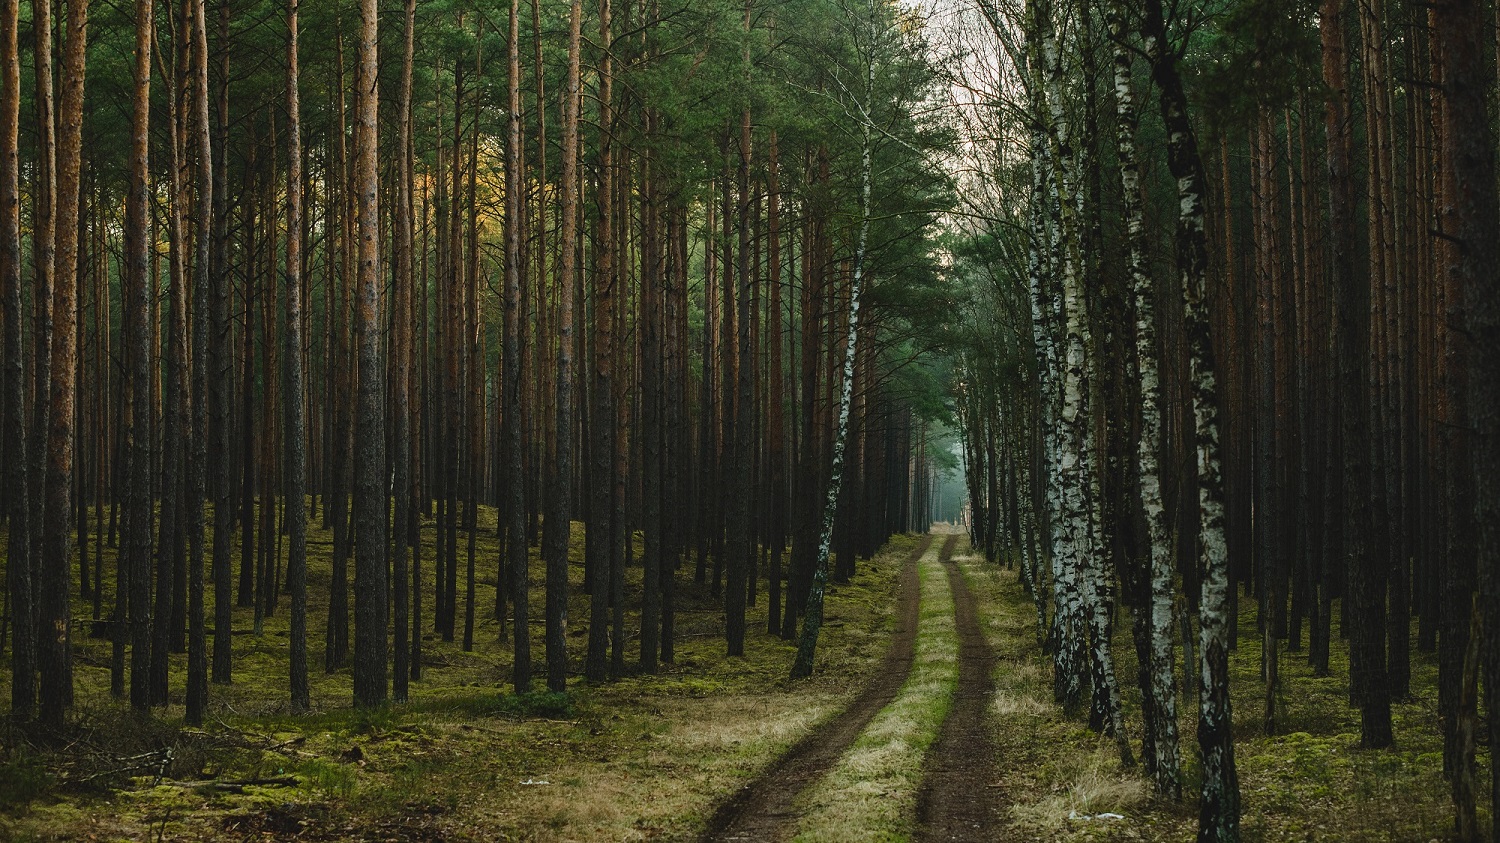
xmin=0 ymin=506 xmax=913 ymax=841
xmin=959 ymin=543 xmax=1483 ymax=842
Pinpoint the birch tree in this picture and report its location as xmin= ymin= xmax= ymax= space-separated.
xmin=1139 ymin=0 xmax=1239 ymax=835
xmin=1107 ymin=0 xmax=1178 ymax=795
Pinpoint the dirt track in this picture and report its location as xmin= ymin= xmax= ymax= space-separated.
xmin=701 ymin=534 xmax=935 ymax=842
xmin=914 ymin=534 xmax=1004 ymax=841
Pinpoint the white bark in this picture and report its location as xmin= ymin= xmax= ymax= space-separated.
xmin=1109 ymin=3 xmax=1179 ymax=796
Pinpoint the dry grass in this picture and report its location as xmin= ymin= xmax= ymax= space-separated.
xmin=960 ymin=545 xmax=1483 ymax=843
xmin=0 ymin=511 xmax=922 ymax=842
xmin=956 ymin=552 xmax=1155 ymax=842
xmin=790 ymin=539 xmax=958 ymax=842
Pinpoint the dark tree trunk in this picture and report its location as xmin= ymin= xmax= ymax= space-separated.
xmin=1 ymin=0 xmax=34 ymax=718
xmin=124 ymin=0 xmax=154 ymax=712
xmin=38 ymin=0 xmax=89 ymax=728
xmin=285 ymin=0 xmax=310 ymax=712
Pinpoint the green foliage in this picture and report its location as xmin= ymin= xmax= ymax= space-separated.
xmin=493 ymin=690 xmax=576 ymax=719
xmin=1185 ymin=0 xmax=1323 ymax=126
xmin=297 ymin=758 xmax=358 ymax=801
xmin=0 ymin=753 xmax=50 ymax=813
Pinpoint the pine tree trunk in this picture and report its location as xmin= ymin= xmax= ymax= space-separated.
xmin=1431 ymin=0 xmax=1499 ymax=832
xmin=544 ymin=0 xmax=582 ymax=691
xmin=351 ymin=0 xmax=387 ymax=708
xmin=585 ymin=0 xmax=615 ymax=684
xmin=39 ymin=0 xmax=89 ymax=728
xmin=210 ymin=0 xmax=234 ymax=687
xmin=1 ymin=0 xmax=34 ymax=719
xmin=284 ymin=0 xmax=310 ymax=712
xmin=124 ymin=0 xmax=154 ymax=712
xmin=185 ymin=0 xmax=212 ymax=726
xmin=504 ymin=0 xmax=530 ymax=692
xmin=389 ymin=0 xmax=414 ymax=704
xmin=766 ymin=131 xmax=786 ymax=638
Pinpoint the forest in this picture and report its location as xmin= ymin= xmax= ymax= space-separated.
xmin=0 ymin=0 xmax=1497 ymax=838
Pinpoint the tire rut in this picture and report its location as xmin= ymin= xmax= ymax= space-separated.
xmin=701 ymin=533 xmax=936 ymax=843
xmin=915 ymin=534 xmax=1004 ymax=842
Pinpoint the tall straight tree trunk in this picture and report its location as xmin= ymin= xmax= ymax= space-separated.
xmin=123 ymin=0 xmax=154 ymax=712
xmin=1319 ymin=0 xmax=1355 ymax=688
xmin=1108 ymin=1 xmax=1179 ymax=796
xmin=39 ymin=0 xmax=89 ymax=727
xmin=1353 ymin=0 xmax=1392 ymax=747
xmin=185 ymin=0 xmax=212 ymax=726
xmin=1 ymin=0 xmax=34 ymax=719
xmin=351 ymin=0 xmax=387 ymax=708
xmin=766 ymin=131 xmax=786 ymax=638
xmin=1431 ymin=0 xmax=1498 ymax=833
xmin=504 ymin=0 xmax=530 ymax=693
xmin=210 ymin=0 xmax=233 ymax=687
xmin=284 ymin=0 xmax=310 ymax=712
xmin=639 ymin=113 xmax=663 ymax=673
xmin=585 ymin=0 xmax=615 ymax=684
xmin=326 ymin=36 xmax=354 ymax=665
xmin=28 ymin=0 xmax=54 ymax=620
xmin=390 ymin=0 xmax=415 ymax=703
xmin=725 ymin=58 xmax=754 ymax=656
xmin=1140 ymin=0 xmax=1239 ymax=837
xmin=544 ymin=0 xmax=582 ymax=692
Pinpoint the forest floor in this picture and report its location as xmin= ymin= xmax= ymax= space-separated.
xmin=0 ymin=514 xmax=1488 ymax=841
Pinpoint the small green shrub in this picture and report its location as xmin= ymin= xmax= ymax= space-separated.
xmin=0 ymin=754 xmax=50 ymax=811
xmin=495 ymin=690 xmax=575 ymax=719
xmin=298 ymin=759 xmax=357 ymax=801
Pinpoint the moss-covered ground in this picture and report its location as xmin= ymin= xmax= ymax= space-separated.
xmin=958 ymin=541 xmax=1486 ymax=843
xmin=0 ymin=506 xmax=917 ymax=842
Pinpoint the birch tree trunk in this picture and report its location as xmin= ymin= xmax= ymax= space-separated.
xmin=790 ymin=0 xmax=877 ymax=681
xmin=1140 ymin=0 xmax=1239 ymax=836
xmin=1108 ymin=1 xmax=1179 ymax=796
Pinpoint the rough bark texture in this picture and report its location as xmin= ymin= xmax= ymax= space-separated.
xmin=124 ymin=0 xmax=155 ymax=712
xmin=585 ymin=0 xmax=615 ymax=684
xmin=790 ymin=20 xmax=874 ymax=678
xmin=1 ymin=0 xmax=33 ymax=718
xmin=39 ymin=0 xmax=89 ymax=728
xmin=1432 ymin=0 xmax=1500 ymax=832
xmin=351 ymin=0 xmax=387 ymax=708
xmin=185 ymin=0 xmax=212 ymax=726
xmin=544 ymin=0 xmax=582 ymax=692
xmin=504 ymin=0 xmax=530 ymax=693
xmin=285 ymin=0 xmax=310 ymax=712
xmin=1140 ymin=0 xmax=1240 ymax=837
xmin=1109 ymin=0 xmax=1179 ymax=796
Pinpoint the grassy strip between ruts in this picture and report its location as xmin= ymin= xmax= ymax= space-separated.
xmin=790 ymin=535 xmax=959 ymax=842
